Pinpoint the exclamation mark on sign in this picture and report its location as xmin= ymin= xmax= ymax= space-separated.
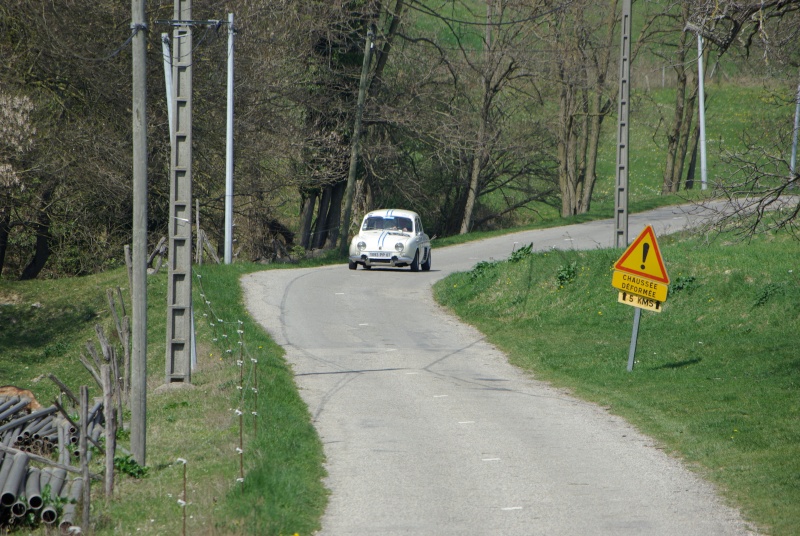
xmin=641 ymin=243 xmax=650 ymax=269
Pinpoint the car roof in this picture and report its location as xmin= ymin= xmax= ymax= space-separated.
xmin=363 ymin=209 xmax=419 ymax=220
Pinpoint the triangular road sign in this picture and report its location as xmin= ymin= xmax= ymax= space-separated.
xmin=614 ymin=225 xmax=670 ymax=284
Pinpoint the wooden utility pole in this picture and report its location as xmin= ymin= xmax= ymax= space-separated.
xmin=130 ymin=0 xmax=148 ymax=466
xmin=340 ymin=28 xmax=374 ymax=257
xmin=614 ymin=0 xmax=632 ymax=248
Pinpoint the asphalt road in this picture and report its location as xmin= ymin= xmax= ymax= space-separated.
xmin=242 ymin=204 xmax=757 ymax=535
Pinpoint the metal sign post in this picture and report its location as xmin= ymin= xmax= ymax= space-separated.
xmin=627 ymin=308 xmax=642 ymax=371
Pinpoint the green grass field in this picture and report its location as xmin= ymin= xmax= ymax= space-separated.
xmin=433 ymin=229 xmax=800 ymax=535
xmin=0 ymin=263 xmax=328 ymax=535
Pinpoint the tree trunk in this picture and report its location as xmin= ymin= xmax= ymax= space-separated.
xmin=20 ymin=188 xmax=53 ymax=280
xmin=685 ymin=123 xmax=700 ymax=190
xmin=325 ymin=181 xmax=345 ymax=249
xmin=662 ymin=5 xmax=692 ymax=195
xmin=574 ymin=89 xmax=590 ymax=207
xmin=579 ymin=90 xmax=609 ymax=213
xmin=459 ymin=7 xmax=494 ymax=235
xmin=579 ymin=2 xmax=616 ymax=214
xmin=312 ymin=186 xmax=332 ymax=250
xmin=299 ymin=190 xmax=318 ymax=249
xmin=662 ymin=66 xmax=687 ymax=194
xmin=460 ymin=118 xmax=486 ymax=234
xmin=673 ymin=78 xmax=698 ymax=192
xmin=0 ymin=209 xmax=9 ymax=277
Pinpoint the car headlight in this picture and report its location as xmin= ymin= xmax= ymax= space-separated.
xmin=395 ymin=242 xmax=405 ymax=252
xmin=357 ymin=241 xmax=366 ymax=251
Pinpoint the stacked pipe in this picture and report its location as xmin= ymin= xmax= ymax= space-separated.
xmin=0 ymin=395 xmax=104 ymax=531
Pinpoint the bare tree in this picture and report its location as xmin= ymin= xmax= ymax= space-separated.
xmin=539 ymin=0 xmax=622 ymax=217
xmin=701 ymin=127 xmax=799 ymax=238
xmin=383 ymin=0 xmax=558 ymax=234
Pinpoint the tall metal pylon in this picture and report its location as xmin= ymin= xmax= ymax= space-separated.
xmin=166 ymin=0 xmax=193 ymax=384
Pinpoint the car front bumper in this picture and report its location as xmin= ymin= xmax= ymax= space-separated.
xmin=349 ymin=252 xmax=415 ymax=267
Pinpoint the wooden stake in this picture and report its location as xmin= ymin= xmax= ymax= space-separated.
xmin=80 ymin=386 xmax=91 ymax=528
xmin=102 ymin=365 xmax=116 ymax=499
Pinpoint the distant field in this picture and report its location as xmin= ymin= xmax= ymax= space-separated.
xmin=593 ymin=81 xmax=796 ymax=211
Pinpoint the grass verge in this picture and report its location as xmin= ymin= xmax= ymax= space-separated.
xmin=433 ymin=228 xmax=800 ymax=536
xmin=0 ymin=261 xmax=327 ymax=535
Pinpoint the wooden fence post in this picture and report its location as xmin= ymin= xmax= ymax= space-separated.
xmin=80 ymin=386 xmax=90 ymax=529
xmin=101 ymin=365 xmax=116 ymax=500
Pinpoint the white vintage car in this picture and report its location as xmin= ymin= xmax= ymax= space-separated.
xmin=348 ymin=209 xmax=432 ymax=271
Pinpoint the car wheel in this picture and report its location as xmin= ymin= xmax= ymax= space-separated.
xmin=410 ymin=250 xmax=420 ymax=272
xmin=348 ymin=260 xmax=358 ymax=270
xmin=421 ymin=250 xmax=432 ymax=271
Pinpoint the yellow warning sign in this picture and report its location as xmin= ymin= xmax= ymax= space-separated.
xmin=612 ymin=270 xmax=668 ymax=301
xmin=618 ymin=291 xmax=663 ymax=313
xmin=614 ymin=225 xmax=670 ymax=284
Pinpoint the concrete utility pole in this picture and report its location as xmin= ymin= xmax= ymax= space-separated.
xmin=166 ymin=0 xmax=194 ymax=385
xmin=614 ymin=0 xmax=632 ymax=248
xmin=224 ymin=13 xmax=235 ymax=264
xmin=130 ymin=0 xmax=148 ymax=466
xmin=340 ymin=28 xmax=374 ymax=257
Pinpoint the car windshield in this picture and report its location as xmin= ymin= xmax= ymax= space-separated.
xmin=362 ymin=216 xmax=413 ymax=232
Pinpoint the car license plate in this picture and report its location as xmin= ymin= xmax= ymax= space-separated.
xmin=371 ymin=251 xmax=390 ymax=258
